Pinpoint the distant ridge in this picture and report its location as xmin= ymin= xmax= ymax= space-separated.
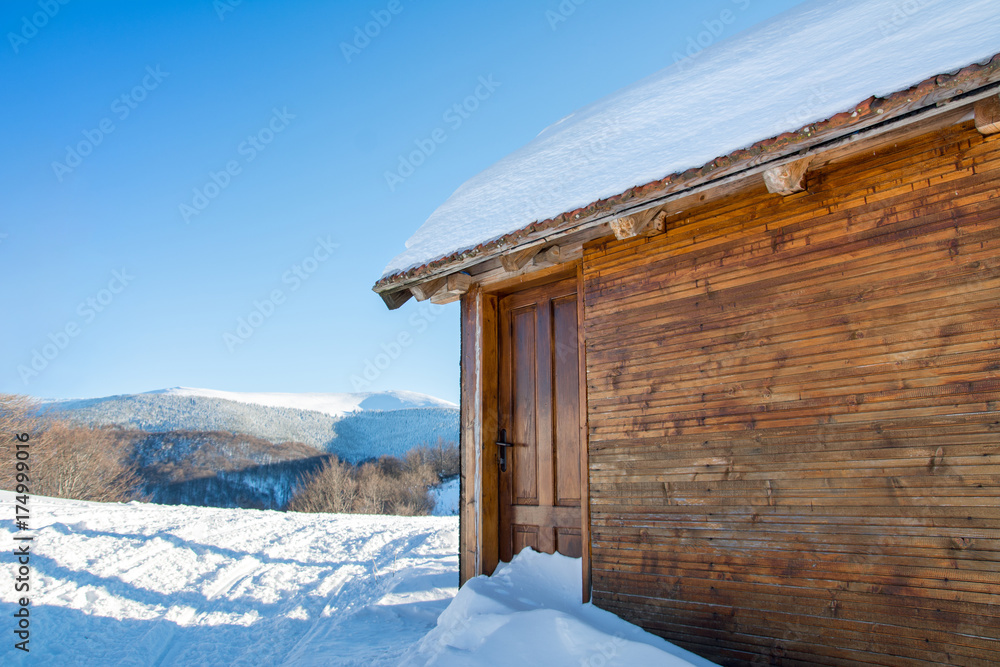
xmin=143 ymin=387 xmax=457 ymax=417
xmin=44 ymin=388 xmax=458 ymax=464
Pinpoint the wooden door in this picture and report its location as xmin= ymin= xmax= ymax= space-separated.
xmin=498 ymin=277 xmax=582 ymax=561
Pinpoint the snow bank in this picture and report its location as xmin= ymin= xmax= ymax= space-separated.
xmin=383 ymin=0 xmax=1000 ymax=277
xmin=404 ymin=549 xmax=716 ymax=666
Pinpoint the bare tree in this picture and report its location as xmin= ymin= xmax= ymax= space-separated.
xmin=287 ymin=456 xmax=358 ymax=514
xmin=0 ymin=394 xmax=41 ymax=491
xmin=0 ymin=394 xmax=142 ymax=503
xmin=405 ymin=438 xmax=459 ymax=481
xmin=0 ymin=394 xmax=40 ymax=441
xmin=288 ymin=452 xmax=436 ymax=516
xmin=32 ymin=423 xmax=143 ymax=502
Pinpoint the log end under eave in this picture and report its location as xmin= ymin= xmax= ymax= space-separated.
xmin=430 ymin=273 xmax=474 ymax=304
xmin=975 ymin=95 xmax=1000 ymax=135
xmin=500 ymin=246 xmax=543 ymax=273
xmin=763 ymin=156 xmax=813 ymax=196
xmin=379 ymin=288 xmax=413 ymax=310
xmin=610 ymin=211 xmax=667 ymax=240
xmin=410 ymin=277 xmax=447 ymax=302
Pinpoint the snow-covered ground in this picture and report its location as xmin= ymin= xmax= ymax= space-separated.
xmin=429 ymin=477 xmax=459 ymax=517
xmin=1 ymin=492 xmax=458 ymax=666
xmin=1 ymin=492 xmax=709 ymax=666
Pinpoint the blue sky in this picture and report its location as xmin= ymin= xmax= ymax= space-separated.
xmin=1 ymin=0 xmax=805 ymax=403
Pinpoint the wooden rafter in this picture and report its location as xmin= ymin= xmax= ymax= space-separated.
xmin=500 ymin=246 xmax=542 ymax=273
xmin=534 ymin=244 xmax=584 ymax=268
xmin=430 ymin=273 xmax=474 ymax=304
xmin=763 ymin=156 xmax=812 ymax=195
xmin=533 ymin=246 xmax=561 ymax=268
xmin=380 ymin=289 xmax=412 ymax=310
xmin=410 ymin=277 xmax=447 ymax=302
xmin=975 ymin=95 xmax=1000 ymax=135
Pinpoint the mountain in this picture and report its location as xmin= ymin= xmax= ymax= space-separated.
xmin=44 ymin=388 xmax=459 ymax=463
xmin=145 ymin=387 xmax=457 ymax=416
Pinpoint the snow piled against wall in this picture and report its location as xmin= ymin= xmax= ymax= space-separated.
xmin=404 ymin=548 xmax=716 ymax=666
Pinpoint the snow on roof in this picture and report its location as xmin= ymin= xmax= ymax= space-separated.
xmin=381 ymin=0 xmax=1000 ymax=281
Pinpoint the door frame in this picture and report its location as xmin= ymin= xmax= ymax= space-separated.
xmin=458 ymin=262 xmax=591 ymax=602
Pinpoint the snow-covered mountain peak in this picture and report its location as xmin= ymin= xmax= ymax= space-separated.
xmin=145 ymin=387 xmax=457 ymax=418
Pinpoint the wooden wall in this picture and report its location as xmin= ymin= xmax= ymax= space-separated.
xmin=583 ymin=122 xmax=1000 ymax=665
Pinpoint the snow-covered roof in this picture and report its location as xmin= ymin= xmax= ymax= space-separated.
xmin=379 ymin=0 xmax=1000 ymax=285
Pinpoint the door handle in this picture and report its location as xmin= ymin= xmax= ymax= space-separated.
xmin=496 ymin=429 xmax=514 ymax=473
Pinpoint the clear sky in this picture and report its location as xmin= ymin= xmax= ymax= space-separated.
xmin=1 ymin=0 xmax=805 ymax=403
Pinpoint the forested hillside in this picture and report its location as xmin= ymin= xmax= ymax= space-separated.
xmin=45 ymin=392 xmax=458 ymax=463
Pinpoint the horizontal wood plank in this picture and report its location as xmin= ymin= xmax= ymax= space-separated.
xmin=583 ymin=122 xmax=1000 ymax=665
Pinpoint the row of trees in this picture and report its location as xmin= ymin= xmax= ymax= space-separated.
xmin=288 ymin=439 xmax=460 ymax=515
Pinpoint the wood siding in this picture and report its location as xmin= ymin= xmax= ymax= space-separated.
xmin=583 ymin=122 xmax=1000 ymax=665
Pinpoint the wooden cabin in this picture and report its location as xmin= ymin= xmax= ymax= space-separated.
xmin=374 ymin=3 xmax=1000 ymax=664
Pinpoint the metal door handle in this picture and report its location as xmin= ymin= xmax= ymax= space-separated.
xmin=496 ymin=429 xmax=514 ymax=473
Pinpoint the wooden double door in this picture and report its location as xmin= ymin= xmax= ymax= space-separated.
xmin=497 ymin=277 xmax=584 ymax=562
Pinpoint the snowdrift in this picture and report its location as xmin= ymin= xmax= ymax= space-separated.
xmin=405 ymin=549 xmax=714 ymax=666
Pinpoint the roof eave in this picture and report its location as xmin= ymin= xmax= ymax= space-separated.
xmin=374 ymin=53 xmax=1000 ymax=302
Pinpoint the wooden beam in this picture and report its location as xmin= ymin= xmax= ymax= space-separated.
xmin=609 ymin=211 xmax=666 ymax=240
xmin=975 ymin=95 xmax=1000 ymax=135
xmin=379 ymin=289 xmax=412 ymax=310
xmin=500 ymin=246 xmax=542 ymax=273
xmin=430 ymin=294 xmax=457 ymax=305
xmin=764 ymin=155 xmax=813 ymax=197
xmin=430 ymin=273 xmax=474 ymax=305
xmin=533 ymin=245 xmax=563 ymax=268
xmin=763 ymin=156 xmax=812 ymax=195
xmin=410 ymin=277 xmax=447 ymax=302
xmin=649 ymin=211 xmax=667 ymax=235
xmin=532 ymin=244 xmax=584 ymax=268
